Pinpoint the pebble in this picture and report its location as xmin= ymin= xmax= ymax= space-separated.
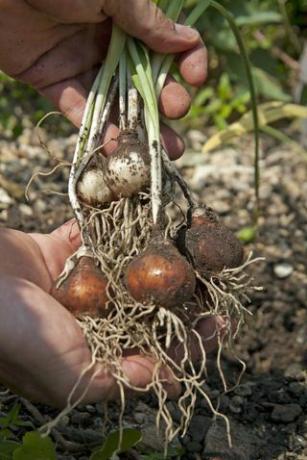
xmin=234 ymin=383 xmax=253 ymax=397
xmin=71 ymin=412 xmax=91 ymax=425
xmin=19 ymin=204 xmax=33 ymax=217
xmin=85 ymin=404 xmax=96 ymax=414
xmin=0 ymin=188 xmax=13 ymax=207
xmin=189 ymin=415 xmax=211 ymax=442
xmin=273 ymin=262 xmax=294 ymax=279
xmin=229 ymin=395 xmax=244 ymax=414
xmin=186 ymin=440 xmax=203 ymax=452
xmin=285 ymin=363 xmax=304 ymax=380
xmin=186 ymin=129 xmax=207 ymax=151
xmin=271 ymin=404 xmax=302 ymax=423
xmin=288 ymin=382 xmax=306 ymax=397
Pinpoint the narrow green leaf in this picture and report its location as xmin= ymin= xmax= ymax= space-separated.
xmin=0 ymin=440 xmax=19 ymax=460
xmin=90 ymin=429 xmax=142 ymax=460
xmin=185 ymin=0 xmax=210 ymax=26
xmin=12 ymin=432 xmax=56 ymax=460
xmin=235 ymin=11 xmax=282 ymax=26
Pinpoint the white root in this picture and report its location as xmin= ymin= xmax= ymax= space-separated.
xmin=128 ymin=78 xmax=139 ymax=131
xmin=68 ymin=78 xmax=118 ymax=243
xmin=119 ymin=53 xmax=127 ymax=130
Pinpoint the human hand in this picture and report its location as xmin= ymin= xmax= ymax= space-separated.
xmin=0 ymin=0 xmax=207 ymax=158
xmin=0 ymin=221 xmax=226 ymax=407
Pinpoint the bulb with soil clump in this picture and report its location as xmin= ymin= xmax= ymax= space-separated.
xmin=51 ymin=256 xmax=111 ymax=317
xmin=125 ymin=234 xmax=196 ymax=308
xmin=186 ymin=207 xmax=244 ymax=274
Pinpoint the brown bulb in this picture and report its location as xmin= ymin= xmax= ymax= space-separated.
xmin=186 ymin=208 xmax=244 ymax=274
xmin=52 ymin=257 xmax=111 ymax=317
xmin=125 ymin=237 xmax=196 ymax=308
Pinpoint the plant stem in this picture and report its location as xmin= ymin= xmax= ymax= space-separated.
xmin=87 ymin=25 xmax=126 ymax=152
xmin=128 ymin=39 xmax=162 ymax=224
xmin=153 ymin=0 xmax=210 ymax=94
xmin=119 ymin=53 xmax=127 ymax=130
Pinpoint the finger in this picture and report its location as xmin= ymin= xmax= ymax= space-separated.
xmin=178 ymin=40 xmax=208 ymax=87
xmin=161 ymin=123 xmax=185 ymax=160
xmin=103 ymin=0 xmax=200 ymax=54
xmin=41 ymin=75 xmax=185 ymax=159
xmin=168 ymin=316 xmax=229 ymax=364
xmin=159 ymin=76 xmax=191 ymax=120
xmin=29 ymin=221 xmax=81 ymax=285
xmin=40 ymin=78 xmax=87 ymax=127
xmin=18 ymin=26 xmax=107 ymax=90
xmin=76 ymin=355 xmax=181 ymax=406
xmin=50 ymin=219 xmax=81 ymax=252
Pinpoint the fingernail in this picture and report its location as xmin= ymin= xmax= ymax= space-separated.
xmin=175 ymin=23 xmax=199 ymax=41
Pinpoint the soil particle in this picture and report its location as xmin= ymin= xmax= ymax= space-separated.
xmin=1 ymin=130 xmax=307 ymax=459
xmin=271 ymin=404 xmax=303 ymax=423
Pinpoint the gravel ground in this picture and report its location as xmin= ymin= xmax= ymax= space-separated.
xmin=0 ymin=126 xmax=306 ymax=460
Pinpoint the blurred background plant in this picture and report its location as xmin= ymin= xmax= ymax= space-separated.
xmin=183 ymin=0 xmax=306 ymax=131
xmin=0 ymin=0 xmax=306 ymax=140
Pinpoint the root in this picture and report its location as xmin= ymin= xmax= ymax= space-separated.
xmin=25 ymin=162 xmax=70 ymax=201
xmin=50 ymin=191 xmax=263 ymax=450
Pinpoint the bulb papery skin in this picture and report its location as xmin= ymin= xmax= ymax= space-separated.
xmin=51 ymin=256 xmax=111 ymax=317
xmin=125 ymin=237 xmax=196 ymax=308
xmin=106 ymin=131 xmax=150 ymax=198
xmin=77 ymin=169 xmax=114 ymax=206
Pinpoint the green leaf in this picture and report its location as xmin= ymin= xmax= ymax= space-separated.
xmin=253 ymin=68 xmax=291 ymax=102
xmin=235 ymin=11 xmax=282 ymax=26
xmin=90 ymin=429 xmax=142 ymax=460
xmin=12 ymin=432 xmax=56 ymax=460
xmin=237 ymin=226 xmax=257 ymax=244
xmin=0 ymin=405 xmax=24 ymax=430
xmin=0 ymin=441 xmax=19 ymax=460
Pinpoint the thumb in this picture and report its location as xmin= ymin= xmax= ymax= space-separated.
xmin=103 ymin=0 xmax=200 ymax=53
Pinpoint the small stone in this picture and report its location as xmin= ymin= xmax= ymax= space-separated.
xmin=232 ymin=396 xmax=244 ymax=406
xmin=85 ymin=404 xmax=96 ymax=413
xmin=234 ymin=383 xmax=253 ymax=397
xmin=71 ymin=412 xmax=91 ymax=425
xmin=93 ymin=417 xmax=104 ymax=429
xmin=19 ymin=204 xmax=33 ymax=217
xmin=134 ymin=412 xmax=146 ymax=424
xmin=285 ymin=363 xmax=304 ymax=379
xmin=271 ymin=404 xmax=302 ymax=422
xmin=273 ymin=262 xmax=293 ymax=279
xmin=189 ymin=415 xmax=211 ymax=442
xmin=187 ymin=130 xmax=207 ymax=151
xmin=0 ymin=188 xmax=13 ymax=208
xmin=288 ymin=382 xmax=305 ymax=397
xmin=186 ymin=440 xmax=203 ymax=453
xmin=229 ymin=403 xmax=242 ymax=414
xmin=166 ymin=402 xmax=182 ymax=423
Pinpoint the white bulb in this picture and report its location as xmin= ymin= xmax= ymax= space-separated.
xmin=77 ymin=169 xmax=113 ymax=205
xmin=106 ymin=150 xmax=149 ymax=198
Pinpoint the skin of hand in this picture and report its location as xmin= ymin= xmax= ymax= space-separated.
xmin=0 ymin=1 xmax=215 ymax=407
xmin=0 ymin=0 xmax=208 ymax=158
xmin=0 ymin=221 xmax=228 ymax=407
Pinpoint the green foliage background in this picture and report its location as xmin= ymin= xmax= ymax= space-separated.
xmin=0 ymin=0 xmax=305 ymax=138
